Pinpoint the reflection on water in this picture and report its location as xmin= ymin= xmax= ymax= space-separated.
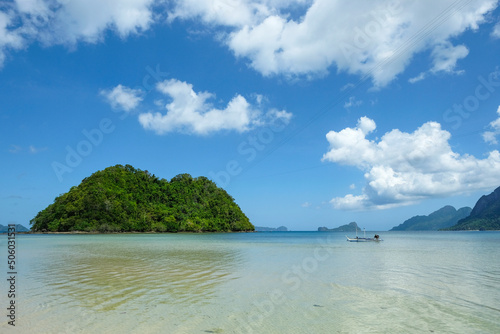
xmin=29 ymin=235 xmax=242 ymax=311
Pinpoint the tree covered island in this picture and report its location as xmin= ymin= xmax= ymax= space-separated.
xmin=443 ymin=186 xmax=500 ymax=231
xmin=30 ymin=165 xmax=254 ymax=233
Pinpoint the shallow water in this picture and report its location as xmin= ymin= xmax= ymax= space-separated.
xmin=1 ymin=231 xmax=499 ymax=333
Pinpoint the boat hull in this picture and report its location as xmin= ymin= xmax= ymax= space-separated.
xmin=346 ymin=236 xmax=382 ymax=242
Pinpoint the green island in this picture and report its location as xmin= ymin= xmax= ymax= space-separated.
xmin=318 ymin=222 xmax=360 ymax=232
xmin=390 ymin=206 xmax=471 ymax=231
xmin=443 ymin=186 xmax=500 ymax=231
xmin=30 ymin=165 xmax=254 ymax=233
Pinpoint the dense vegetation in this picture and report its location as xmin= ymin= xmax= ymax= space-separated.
xmin=445 ymin=218 xmax=500 ymax=231
xmin=318 ymin=222 xmax=360 ymax=232
xmin=390 ymin=206 xmax=471 ymax=231
xmin=445 ymin=187 xmax=500 ymax=231
xmin=30 ymin=165 xmax=254 ymax=233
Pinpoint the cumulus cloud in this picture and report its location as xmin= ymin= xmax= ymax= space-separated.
xmin=29 ymin=0 xmax=154 ymax=44
xmin=138 ymin=79 xmax=292 ymax=135
xmin=100 ymin=85 xmax=144 ymax=111
xmin=1 ymin=0 xmax=498 ymax=85
xmin=167 ymin=0 xmax=266 ymax=27
xmin=483 ymin=106 xmax=500 ymax=145
xmin=322 ymin=116 xmax=500 ymax=210
xmin=0 ymin=0 xmax=155 ymax=67
xmin=167 ymin=0 xmax=312 ymax=27
xmin=41 ymin=0 xmax=154 ymax=44
xmin=0 ymin=0 xmax=496 ymax=86
xmin=169 ymin=0 xmax=497 ymax=87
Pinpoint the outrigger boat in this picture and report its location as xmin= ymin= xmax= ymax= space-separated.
xmin=346 ymin=228 xmax=382 ymax=242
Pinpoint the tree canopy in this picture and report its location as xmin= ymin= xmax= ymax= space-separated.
xmin=444 ymin=186 xmax=500 ymax=231
xmin=30 ymin=165 xmax=254 ymax=233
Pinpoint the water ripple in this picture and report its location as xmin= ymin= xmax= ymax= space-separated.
xmin=27 ymin=236 xmax=243 ymax=313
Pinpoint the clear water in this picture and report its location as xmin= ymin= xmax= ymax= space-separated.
xmin=1 ymin=231 xmax=499 ymax=333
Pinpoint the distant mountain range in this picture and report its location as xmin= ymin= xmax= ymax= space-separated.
xmin=444 ymin=186 xmax=500 ymax=230
xmin=390 ymin=206 xmax=471 ymax=231
xmin=255 ymin=226 xmax=288 ymax=232
xmin=318 ymin=222 xmax=360 ymax=232
xmin=390 ymin=186 xmax=500 ymax=231
xmin=0 ymin=224 xmax=30 ymax=232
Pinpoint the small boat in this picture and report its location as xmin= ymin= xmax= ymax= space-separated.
xmin=346 ymin=228 xmax=382 ymax=242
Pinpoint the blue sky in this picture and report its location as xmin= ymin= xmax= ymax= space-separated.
xmin=2 ymin=0 xmax=500 ymax=231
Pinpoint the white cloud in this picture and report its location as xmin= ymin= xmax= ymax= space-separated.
xmin=344 ymin=96 xmax=362 ymax=109
xmin=0 ymin=10 xmax=25 ymax=67
xmin=483 ymin=131 xmax=498 ymax=145
xmin=322 ymin=116 xmax=500 ymax=210
xmin=100 ymin=85 xmax=143 ymax=111
xmin=430 ymin=42 xmax=469 ymax=74
xmin=408 ymin=43 xmax=469 ymax=83
xmin=30 ymin=0 xmax=154 ymax=44
xmin=264 ymin=108 xmax=293 ymax=124
xmin=483 ymin=106 xmax=500 ymax=145
xmin=167 ymin=0 xmax=310 ymax=27
xmin=409 ymin=72 xmax=427 ymax=84
xmin=169 ymin=0 xmax=497 ymax=87
xmin=41 ymin=0 xmax=154 ymax=44
xmin=167 ymin=0 xmax=266 ymax=27
xmin=1 ymin=0 xmax=498 ymax=86
xmin=138 ymin=79 xmax=291 ymax=135
xmin=0 ymin=0 xmax=155 ymax=67
xmin=492 ymin=21 xmax=500 ymax=38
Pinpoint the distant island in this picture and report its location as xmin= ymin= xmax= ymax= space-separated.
xmin=0 ymin=224 xmax=29 ymax=233
xmin=444 ymin=186 xmax=500 ymax=230
xmin=30 ymin=164 xmax=254 ymax=233
xmin=390 ymin=205 xmax=471 ymax=231
xmin=255 ymin=226 xmax=288 ymax=232
xmin=318 ymin=222 xmax=360 ymax=232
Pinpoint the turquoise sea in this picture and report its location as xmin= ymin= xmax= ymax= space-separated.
xmin=1 ymin=231 xmax=500 ymax=333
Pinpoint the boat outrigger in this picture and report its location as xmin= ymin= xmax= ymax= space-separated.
xmin=346 ymin=228 xmax=382 ymax=242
